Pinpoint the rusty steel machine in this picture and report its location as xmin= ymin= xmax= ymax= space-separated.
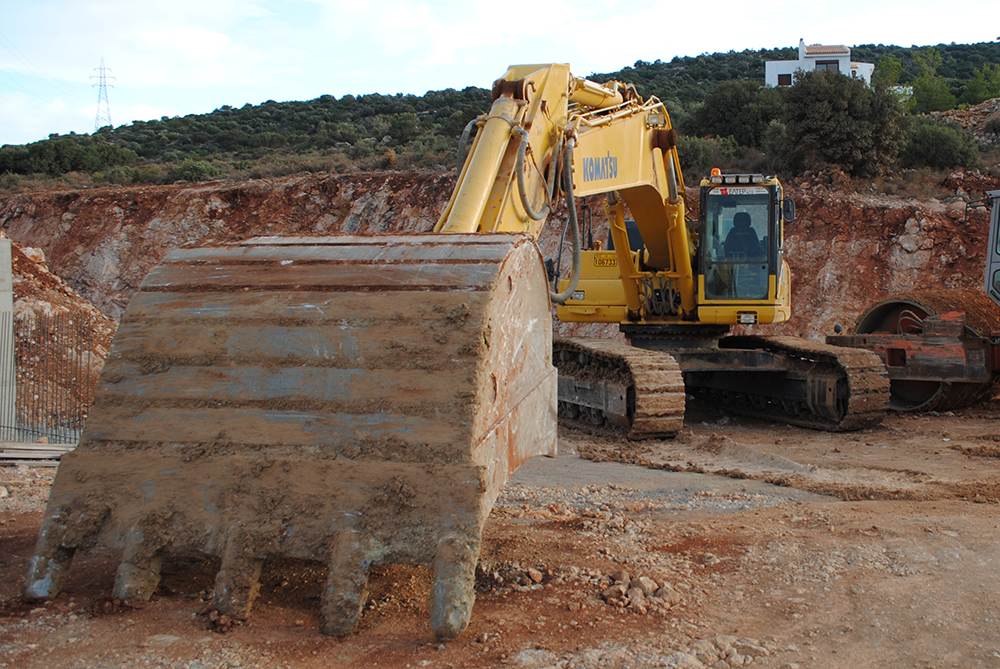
xmin=24 ymin=64 xmax=889 ymax=640
xmin=827 ymin=191 xmax=1000 ymax=411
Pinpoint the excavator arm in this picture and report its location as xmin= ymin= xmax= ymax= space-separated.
xmin=434 ymin=63 xmax=695 ymax=319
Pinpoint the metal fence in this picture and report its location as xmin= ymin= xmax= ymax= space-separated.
xmin=0 ymin=313 xmax=96 ymax=444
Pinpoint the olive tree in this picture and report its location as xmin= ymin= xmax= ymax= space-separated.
xmin=781 ymin=70 xmax=904 ymax=177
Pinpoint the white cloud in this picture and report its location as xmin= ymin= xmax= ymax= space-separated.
xmin=1 ymin=0 xmax=998 ymax=144
xmin=139 ymin=28 xmax=231 ymax=61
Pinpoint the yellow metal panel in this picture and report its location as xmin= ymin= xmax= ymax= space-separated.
xmin=695 ymin=271 xmax=791 ymax=325
xmin=697 ymin=305 xmax=789 ymax=325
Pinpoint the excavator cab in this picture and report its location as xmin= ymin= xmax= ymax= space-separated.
xmin=697 ymin=172 xmax=793 ymax=325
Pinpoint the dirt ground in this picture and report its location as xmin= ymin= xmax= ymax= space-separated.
xmin=3 ymin=397 xmax=1000 ymax=669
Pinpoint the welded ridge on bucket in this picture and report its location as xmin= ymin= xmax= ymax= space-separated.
xmin=25 ymin=233 xmax=557 ymax=641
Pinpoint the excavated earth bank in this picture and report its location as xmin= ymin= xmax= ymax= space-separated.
xmin=2 ymin=167 xmax=1000 ymax=668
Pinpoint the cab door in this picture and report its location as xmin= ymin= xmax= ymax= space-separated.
xmin=984 ymin=191 xmax=1000 ymax=309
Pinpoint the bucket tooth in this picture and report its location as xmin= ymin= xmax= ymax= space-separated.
xmin=320 ymin=528 xmax=371 ymax=637
xmin=212 ymin=529 xmax=265 ymax=619
xmin=25 ymin=234 xmax=557 ymax=639
xmin=113 ymin=525 xmax=166 ymax=601
xmin=430 ymin=529 xmax=480 ymax=640
xmin=24 ymin=545 xmax=76 ymax=601
xmin=24 ymin=497 xmax=108 ymax=600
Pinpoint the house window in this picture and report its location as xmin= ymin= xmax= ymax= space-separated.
xmin=777 ymin=74 xmax=792 ymax=86
xmin=816 ymin=60 xmax=840 ymax=73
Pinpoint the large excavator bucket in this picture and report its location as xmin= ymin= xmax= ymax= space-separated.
xmin=23 ymin=234 xmax=557 ymax=640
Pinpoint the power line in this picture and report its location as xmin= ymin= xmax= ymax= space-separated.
xmin=90 ymin=58 xmax=114 ymax=132
xmin=0 ymin=29 xmax=87 ymax=99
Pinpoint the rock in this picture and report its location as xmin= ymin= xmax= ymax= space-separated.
xmin=610 ymin=568 xmax=630 ymax=585
xmin=626 ymin=587 xmax=648 ymax=614
xmin=735 ymin=640 xmax=770 ymax=657
xmin=665 ymin=652 xmax=705 ymax=669
xmin=143 ymin=634 xmax=180 ymax=648
xmin=627 ymin=597 xmax=647 ymax=615
xmin=526 ymin=567 xmax=543 ymax=584
xmin=635 ymin=576 xmax=659 ymax=597
xmin=21 ymin=247 xmax=46 ymax=265
xmin=513 ymin=648 xmax=557 ymax=668
xmin=602 ymin=584 xmax=627 ymax=602
xmin=691 ymin=639 xmax=718 ymax=655
xmin=715 ymin=634 xmax=738 ymax=649
xmin=655 ymin=584 xmax=683 ymax=606
xmin=898 ymin=234 xmax=920 ymax=253
xmin=0 ymin=486 xmax=8 ymax=499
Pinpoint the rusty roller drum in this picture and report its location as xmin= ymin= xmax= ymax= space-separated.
xmin=854 ymin=289 xmax=1000 ymax=412
xmin=23 ymin=234 xmax=557 ymax=640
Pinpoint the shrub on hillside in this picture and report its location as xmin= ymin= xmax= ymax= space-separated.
xmin=164 ymin=159 xmax=217 ymax=183
xmin=676 ymin=135 xmax=736 ymax=178
xmin=984 ymin=113 xmax=1000 ymax=138
xmin=899 ymin=117 xmax=981 ymax=169
xmin=691 ymin=81 xmax=783 ymax=148
xmin=782 ymin=71 xmax=905 ymax=177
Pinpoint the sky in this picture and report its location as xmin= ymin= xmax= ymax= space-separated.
xmin=1 ymin=0 xmax=999 ymax=147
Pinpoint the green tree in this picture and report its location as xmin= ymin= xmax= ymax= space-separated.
xmin=910 ymin=47 xmax=957 ymax=112
xmin=963 ymin=63 xmax=1000 ymax=105
xmin=693 ymin=81 xmax=783 ymax=148
xmin=782 ymin=70 xmax=904 ymax=177
xmin=873 ymin=53 xmax=903 ymax=88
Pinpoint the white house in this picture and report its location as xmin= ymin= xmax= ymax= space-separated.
xmin=765 ymin=39 xmax=875 ymax=87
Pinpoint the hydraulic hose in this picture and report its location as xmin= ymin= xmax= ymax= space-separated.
xmin=456 ymin=117 xmax=479 ymax=173
xmin=665 ymin=153 xmax=679 ymax=205
xmin=514 ymin=126 xmax=551 ymax=221
xmin=550 ymin=137 xmax=582 ymax=304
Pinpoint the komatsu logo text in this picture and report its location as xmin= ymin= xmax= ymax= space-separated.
xmin=582 ymin=152 xmax=618 ymax=182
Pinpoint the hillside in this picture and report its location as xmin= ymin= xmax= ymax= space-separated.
xmin=1 ymin=168 xmax=997 ymax=343
xmin=1 ymin=41 xmax=998 ymax=190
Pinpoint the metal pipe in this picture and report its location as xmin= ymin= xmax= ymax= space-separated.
xmin=569 ymin=77 xmax=625 ymax=110
xmin=438 ymin=96 xmax=521 ymax=234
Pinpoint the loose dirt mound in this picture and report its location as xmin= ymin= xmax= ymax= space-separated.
xmin=932 ymin=96 xmax=1000 ymax=146
xmin=10 ymin=239 xmax=115 ymax=339
xmin=6 ymin=237 xmax=117 ymax=434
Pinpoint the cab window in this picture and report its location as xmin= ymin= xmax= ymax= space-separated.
xmin=702 ymin=187 xmax=771 ymax=300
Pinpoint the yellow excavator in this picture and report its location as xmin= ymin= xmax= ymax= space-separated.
xmin=24 ymin=64 xmax=888 ymax=640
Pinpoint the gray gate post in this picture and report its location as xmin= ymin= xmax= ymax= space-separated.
xmin=0 ymin=238 xmax=14 ymax=441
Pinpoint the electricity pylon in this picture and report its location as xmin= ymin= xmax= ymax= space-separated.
xmin=91 ymin=58 xmax=115 ymax=132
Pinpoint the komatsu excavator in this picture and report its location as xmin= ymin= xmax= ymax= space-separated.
xmin=24 ymin=64 xmax=888 ymax=640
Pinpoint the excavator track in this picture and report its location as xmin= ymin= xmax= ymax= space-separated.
xmin=24 ymin=234 xmax=557 ymax=640
xmin=698 ymin=335 xmax=890 ymax=431
xmin=553 ymin=337 xmax=685 ymax=439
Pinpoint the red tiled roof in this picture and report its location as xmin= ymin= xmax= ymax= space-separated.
xmin=805 ymin=45 xmax=849 ymax=55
